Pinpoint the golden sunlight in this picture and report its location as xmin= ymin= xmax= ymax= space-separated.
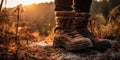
xmin=96 ymin=0 xmax=103 ymax=2
xmin=5 ymin=0 xmax=54 ymax=7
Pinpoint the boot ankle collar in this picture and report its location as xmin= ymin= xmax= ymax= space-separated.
xmin=55 ymin=11 xmax=75 ymax=17
xmin=75 ymin=13 xmax=91 ymax=17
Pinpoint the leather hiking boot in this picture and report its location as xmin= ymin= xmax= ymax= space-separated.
xmin=75 ymin=12 xmax=112 ymax=51
xmin=53 ymin=11 xmax=93 ymax=51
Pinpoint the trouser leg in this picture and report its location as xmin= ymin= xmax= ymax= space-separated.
xmin=74 ymin=0 xmax=92 ymax=12
xmin=55 ymin=0 xmax=73 ymax=11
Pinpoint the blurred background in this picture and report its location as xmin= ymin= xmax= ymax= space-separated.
xmin=0 ymin=0 xmax=120 ymax=59
xmin=0 ymin=0 xmax=120 ymax=40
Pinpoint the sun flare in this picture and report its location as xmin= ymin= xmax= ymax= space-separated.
xmin=4 ymin=0 xmax=54 ymax=7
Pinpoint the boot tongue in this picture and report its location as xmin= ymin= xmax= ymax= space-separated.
xmin=75 ymin=13 xmax=91 ymax=17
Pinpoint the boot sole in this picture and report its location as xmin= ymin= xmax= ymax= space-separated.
xmin=53 ymin=40 xmax=93 ymax=51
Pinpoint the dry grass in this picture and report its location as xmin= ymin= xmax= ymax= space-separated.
xmin=0 ymin=4 xmax=120 ymax=60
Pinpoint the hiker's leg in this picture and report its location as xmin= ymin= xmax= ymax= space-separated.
xmin=55 ymin=0 xmax=73 ymax=11
xmin=74 ymin=0 xmax=112 ymax=51
xmin=74 ymin=0 xmax=92 ymax=12
xmin=53 ymin=0 xmax=93 ymax=51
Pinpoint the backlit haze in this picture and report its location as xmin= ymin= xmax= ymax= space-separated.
xmin=2 ymin=0 xmax=54 ymax=7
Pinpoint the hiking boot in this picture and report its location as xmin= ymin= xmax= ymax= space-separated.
xmin=53 ymin=11 xmax=93 ymax=51
xmin=75 ymin=12 xmax=112 ymax=51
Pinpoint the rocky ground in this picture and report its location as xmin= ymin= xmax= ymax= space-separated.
xmin=0 ymin=38 xmax=120 ymax=60
xmin=23 ymin=41 xmax=120 ymax=60
xmin=0 ymin=34 xmax=120 ymax=60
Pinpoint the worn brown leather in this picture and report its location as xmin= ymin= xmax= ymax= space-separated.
xmin=75 ymin=12 xmax=112 ymax=51
xmin=53 ymin=11 xmax=93 ymax=51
